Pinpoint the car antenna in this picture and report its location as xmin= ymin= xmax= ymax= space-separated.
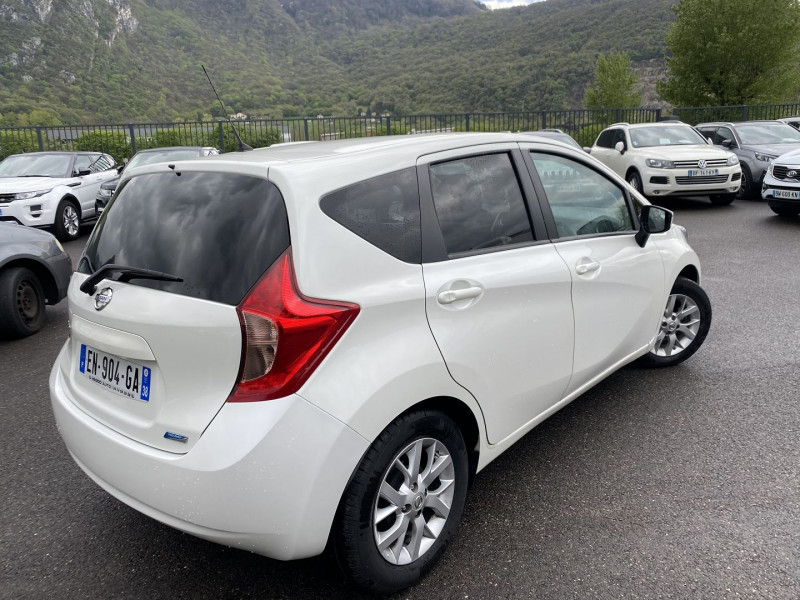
xmin=202 ymin=64 xmax=252 ymax=152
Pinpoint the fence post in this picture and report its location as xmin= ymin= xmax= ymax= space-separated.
xmin=386 ymin=116 xmax=392 ymax=135
xmin=615 ymin=109 xmax=622 ymax=123
xmin=218 ymin=121 xmax=225 ymax=150
xmin=741 ymin=105 xmax=748 ymax=121
xmin=35 ymin=127 xmax=44 ymax=151
xmin=655 ymin=108 xmax=662 ymax=122
xmin=128 ymin=124 xmax=137 ymax=154
xmin=303 ymin=119 xmax=310 ymax=141
xmin=541 ymin=111 xmax=547 ymax=130
xmin=465 ymin=114 xmax=470 ymax=132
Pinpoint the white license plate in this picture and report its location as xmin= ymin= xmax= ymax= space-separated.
xmin=688 ymin=169 xmax=718 ymax=177
xmin=771 ymin=189 xmax=800 ymax=200
xmin=79 ymin=344 xmax=152 ymax=402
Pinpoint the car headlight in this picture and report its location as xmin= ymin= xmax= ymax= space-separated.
xmin=99 ymin=188 xmax=114 ymax=198
xmin=726 ymin=154 xmax=739 ymax=165
xmin=12 ymin=189 xmax=52 ymax=201
xmin=754 ymin=152 xmax=777 ymax=163
xmin=766 ymin=161 xmax=774 ymax=176
xmin=645 ymin=158 xmax=675 ymax=168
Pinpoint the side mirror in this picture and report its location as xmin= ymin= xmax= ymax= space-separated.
xmin=614 ymin=141 xmax=626 ymax=155
xmin=583 ymin=146 xmax=591 ymax=153
xmin=635 ymin=205 xmax=673 ymax=248
xmin=117 ymin=165 xmax=125 ymax=174
xmin=721 ymin=139 xmax=733 ymax=149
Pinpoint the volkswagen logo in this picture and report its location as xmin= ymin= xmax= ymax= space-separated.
xmin=94 ymin=287 xmax=113 ymax=311
xmin=697 ymin=159 xmax=707 ymax=169
xmin=789 ymin=170 xmax=798 ymax=179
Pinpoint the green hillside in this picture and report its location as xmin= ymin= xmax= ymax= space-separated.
xmin=0 ymin=0 xmax=674 ymax=125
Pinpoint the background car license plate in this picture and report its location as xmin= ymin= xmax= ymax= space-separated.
xmin=688 ymin=169 xmax=718 ymax=177
xmin=772 ymin=189 xmax=800 ymax=199
xmin=79 ymin=344 xmax=151 ymax=402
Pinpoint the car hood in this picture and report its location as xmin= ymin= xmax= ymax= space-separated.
xmin=0 ymin=221 xmax=61 ymax=246
xmin=640 ymin=144 xmax=732 ymax=161
xmin=774 ymin=147 xmax=800 ymax=166
xmin=0 ymin=176 xmax=74 ymax=193
xmin=741 ymin=143 xmax=800 ymax=157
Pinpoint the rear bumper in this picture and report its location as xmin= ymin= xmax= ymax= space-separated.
xmin=50 ymin=344 xmax=369 ymax=560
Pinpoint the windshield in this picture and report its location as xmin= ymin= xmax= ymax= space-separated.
xmin=736 ymin=123 xmax=800 ymax=145
xmin=629 ymin=126 xmax=707 ymax=148
xmin=0 ymin=154 xmax=72 ymax=178
xmin=127 ymin=149 xmax=203 ymax=170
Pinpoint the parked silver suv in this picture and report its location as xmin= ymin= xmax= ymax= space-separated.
xmin=696 ymin=121 xmax=800 ymax=199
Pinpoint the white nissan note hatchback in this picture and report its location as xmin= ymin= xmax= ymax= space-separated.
xmin=50 ymin=133 xmax=711 ymax=594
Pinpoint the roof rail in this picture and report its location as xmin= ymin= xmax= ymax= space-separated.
xmin=609 ymin=122 xmax=630 ymax=127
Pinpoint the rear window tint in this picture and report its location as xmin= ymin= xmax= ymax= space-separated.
xmin=320 ymin=167 xmax=421 ymax=263
xmin=80 ymin=172 xmax=290 ymax=305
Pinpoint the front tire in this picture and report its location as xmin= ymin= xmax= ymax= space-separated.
xmin=736 ymin=165 xmax=753 ymax=200
xmin=0 ymin=267 xmax=46 ymax=339
xmin=627 ymin=170 xmax=643 ymax=194
xmin=635 ymin=277 xmax=711 ymax=368
xmin=334 ymin=410 xmax=469 ymax=595
xmin=53 ymin=199 xmax=81 ymax=242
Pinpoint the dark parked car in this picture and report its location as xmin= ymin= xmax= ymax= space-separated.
xmin=0 ymin=222 xmax=72 ymax=339
xmin=696 ymin=121 xmax=800 ymax=199
xmin=95 ymin=147 xmax=219 ymax=215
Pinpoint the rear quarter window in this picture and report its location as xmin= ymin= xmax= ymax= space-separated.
xmin=320 ymin=167 xmax=421 ymax=263
xmin=81 ymin=171 xmax=290 ymax=305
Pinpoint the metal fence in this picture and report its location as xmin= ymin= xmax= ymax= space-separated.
xmin=674 ymin=102 xmax=800 ymax=125
xmin=0 ymin=108 xmax=663 ymax=162
xmin=5 ymin=103 xmax=800 ymax=163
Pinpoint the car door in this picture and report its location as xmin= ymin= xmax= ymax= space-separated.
xmin=523 ymin=147 xmax=665 ymax=394
xmin=591 ymin=128 xmax=628 ymax=177
xmin=419 ymin=145 xmax=574 ymax=445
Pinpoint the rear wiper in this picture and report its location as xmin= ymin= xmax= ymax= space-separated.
xmin=80 ymin=263 xmax=183 ymax=295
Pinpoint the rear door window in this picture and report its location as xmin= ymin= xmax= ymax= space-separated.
xmin=80 ymin=172 xmax=290 ymax=305
xmin=429 ymin=153 xmax=534 ymax=255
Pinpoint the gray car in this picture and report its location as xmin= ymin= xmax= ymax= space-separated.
xmin=0 ymin=222 xmax=72 ymax=339
xmin=696 ymin=121 xmax=800 ymax=199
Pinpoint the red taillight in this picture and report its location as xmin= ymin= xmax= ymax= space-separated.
xmin=228 ymin=249 xmax=360 ymax=402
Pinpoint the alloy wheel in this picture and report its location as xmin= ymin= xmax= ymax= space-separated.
xmin=63 ymin=204 xmax=79 ymax=236
xmin=373 ymin=437 xmax=456 ymax=565
xmin=652 ymin=293 xmax=701 ymax=357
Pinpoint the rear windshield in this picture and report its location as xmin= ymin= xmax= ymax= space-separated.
xmin=80 ymin=171 xmax=290 ymax=305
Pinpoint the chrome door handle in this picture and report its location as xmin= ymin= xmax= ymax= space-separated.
xmin=575 ymin=261 xmax=601 ymax=275
xmin=437 ymin=286 xmax=482 ymax=305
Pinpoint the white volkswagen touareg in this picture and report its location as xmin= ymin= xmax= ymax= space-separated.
xmin=50 ymin=133 xmax=711 ymax=594
xmin=590 ymin=121 xmax=741 ymax=205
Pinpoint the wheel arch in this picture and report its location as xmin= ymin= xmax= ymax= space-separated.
xmin=0 ymin=258 xmax=59 ymax=304
xmin=60 ymin=194 xmax=82 ymax=218
xmin=677 ymin=264 xmax=700 ymax=284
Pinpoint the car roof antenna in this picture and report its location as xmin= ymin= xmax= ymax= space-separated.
xmin=202 ymin=64 xmax=252 ymax=152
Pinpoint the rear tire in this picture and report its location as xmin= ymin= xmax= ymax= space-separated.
xmin=769 ymin=204 xmax=800 ymax=217
xmin=0 ymin=267 xmax=46 ymax=339
xmin=709 ymin=193 xmax=736 ymax=206
xmin=635 ymin=277 xmax=711 ymax=368
xmin=333 ymin=410 xmax=469 ymax=595
xmin=53 ymin=199 xmax=81 ymax=242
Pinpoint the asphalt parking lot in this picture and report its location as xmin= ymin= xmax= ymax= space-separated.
xmin=2 ymin=198 xmax=799 ymax=599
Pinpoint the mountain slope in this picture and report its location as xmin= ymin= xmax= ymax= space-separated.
xmin=0 ymin=0 xmax=674 ymax=124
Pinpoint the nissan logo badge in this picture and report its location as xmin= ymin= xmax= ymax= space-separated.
xmin=94 ymin=287 xmax=113 ymax=311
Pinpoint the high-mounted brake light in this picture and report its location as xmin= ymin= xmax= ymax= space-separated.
xmin=228 ymin=249 xmax=360 ymax=402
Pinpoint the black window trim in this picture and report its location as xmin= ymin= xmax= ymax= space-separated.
xmin=418 ymin=148 xmax=550 ymax=263
xmin=520 ymin=147 xmax=642 ymax=242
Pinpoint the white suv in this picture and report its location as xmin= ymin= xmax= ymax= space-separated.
xmin=0 ymin=151 xmax=119 ymax=240
xmin=50 ymin=133 xmax=711 ymax=594
xmin=590 ymin=122 xmax=741 ymax=205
